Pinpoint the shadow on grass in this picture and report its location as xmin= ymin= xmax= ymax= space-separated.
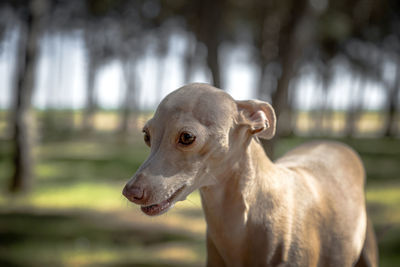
xmin=97 ymin=261 xmax=194 ymax=267
xmin=0 ymin=210 xmax=204 ymax=267
xmin=176 ymin=208 xmax=204 ymax=219
xmin=367 ymin=197 xmax=400 ymax=267
xmin=376 ymin=225 xmax=400 ymax=267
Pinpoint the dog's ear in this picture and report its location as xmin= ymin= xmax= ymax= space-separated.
xmin=236 ymin=100 xmax=276 ymax=140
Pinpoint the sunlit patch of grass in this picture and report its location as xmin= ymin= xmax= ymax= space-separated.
xmin=155 ymin=243 xmax=202 ymax=263
xmin=0 ymin=181 xmax=125 ymax=211
xmin=366 ymin=182 xmax=400 ymax=227
xmin=32 ymin=181 xmax=126 ymax=210
xmin=367 ymin=185 xmax=400 ymax=207
xmin=35 ymin=163 xmax=60 ymax=180
xmin=0 ymin=179 xmax=203 ymax=213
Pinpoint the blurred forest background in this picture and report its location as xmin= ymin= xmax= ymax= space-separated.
xmin=0 ymin=0 xmax=399 ymax=266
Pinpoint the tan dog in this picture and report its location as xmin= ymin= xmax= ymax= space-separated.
xmin=123 ymin=83 xmax=378 ymax=267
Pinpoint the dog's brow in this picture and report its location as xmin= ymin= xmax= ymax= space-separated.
xmin=142 ymin=121 xmax=151 ymax=132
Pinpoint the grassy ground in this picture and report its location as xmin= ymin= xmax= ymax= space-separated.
xmin=0 ymin=134 xmax=399 ymax=266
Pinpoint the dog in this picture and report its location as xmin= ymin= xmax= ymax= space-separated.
xmin=123 ymin=83 xmax=378 ymax=267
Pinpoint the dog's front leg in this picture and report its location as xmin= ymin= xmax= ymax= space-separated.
xmin=206 ymin=231 xmax=227 ymax=267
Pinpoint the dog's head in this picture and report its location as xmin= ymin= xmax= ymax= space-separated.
xmin=122 ymin=83 xmax=275 ymax=216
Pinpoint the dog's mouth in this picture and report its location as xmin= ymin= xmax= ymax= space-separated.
xmin=140 ymin=185 xmax=186 ymax=216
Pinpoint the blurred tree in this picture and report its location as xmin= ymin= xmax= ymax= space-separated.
xmin=119 ymin=54 xmax=139 ymax=135
xmin=385 ymin=59 xmax=400 ymax=136
xmin=255 ymin=0 xmax=320 ymax=157
xmin=345 ymin=75 xmax=365 ymax=137
xmin=183 ymin=33 xmax=198 ymax=84
xmin=185 ymin=0 xmax=225 ymax=88
xmin=155 ymin=29 xmax=169 ymax=103
xmin=119 ymin=58 xmax=139 ymax=134
xmin=81 ymin=0 xmax=121 ymax=132
xmin=272 ymin=0 xmax=319 ymax=136
xmin=252 ymin=0 xmax=282 ymax=100
xmin=82 ymin=40 xmax=100 ymax=132
xmin=313 ymin=60 xmax=334 ymax=135
xmin=82 ymin=12 xmax=120 ymax=132
xmin=42 ymin=34 xmax=72 ymax=137
xmin=10 ymin=0 xmax=48 ymax=192
xmin=117 ymin=9 xmax=143 ymax=134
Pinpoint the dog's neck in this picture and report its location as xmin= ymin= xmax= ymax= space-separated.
xmin=199 ymin=138 xmax=279 ymax=261
xmin=200 ymin=137 xmax=277 ymax=209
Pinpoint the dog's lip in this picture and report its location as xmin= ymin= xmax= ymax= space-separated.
xmin=140 ymin=185 xmax=186 ymax=216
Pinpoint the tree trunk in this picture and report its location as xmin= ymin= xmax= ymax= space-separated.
xmin=184 ymin=35 xmax=197 ymax=84
xmin=82 ymin=53 xmax=98 ymax=132
xmin=384 ymin=61 xmax=400 ymax=137
xmin=345 ymin=75 xmax=365 ymax=137
xmin=313 ymin=66 xmax=332 ymax=135
xmin=262 ymin=0 xmax=317 ymax=158
xmin=205 ymin=36 xmax=221 ymax=88
xmin=119 ymin=59 xmax=138 ymax=134
xmin=196 ymin=0 xmax=223 ymax=88
xmin=254 ymin=5 xmax=281 ymax=101
xmin=43 ymin=33 xmax=61 ymax=136
xmin=156 ymin=56 xmax=166 ymax=104
xmin=10 ymin=0 xmax=47 ymax=192
xmin=272 ymin=0 xmax=315 ymax=133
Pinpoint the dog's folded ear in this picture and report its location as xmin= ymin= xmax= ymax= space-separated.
xmin=236 ymin=100 xmax=276 ymax=140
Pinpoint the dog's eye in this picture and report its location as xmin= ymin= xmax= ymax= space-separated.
xmin=179 ymin=132 xmax=196 ymax=145
xmin=143 ymin=130 xmax=151 ymax=146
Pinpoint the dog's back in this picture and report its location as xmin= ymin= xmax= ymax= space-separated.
xmin=275 ymin=141 xmax=377 ymax=266
xmin=276 ymin=141 xmax=365 ymax=193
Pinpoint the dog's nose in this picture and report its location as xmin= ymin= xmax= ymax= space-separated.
xmin=123 ymin=184 xmax=147 ymax=204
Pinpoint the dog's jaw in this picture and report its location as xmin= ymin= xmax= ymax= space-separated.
xmin=140 ymin=185 xmax=186 ymax=216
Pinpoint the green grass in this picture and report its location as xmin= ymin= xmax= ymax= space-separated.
xmin=0 ymin=136 xmax=399 ymax=266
